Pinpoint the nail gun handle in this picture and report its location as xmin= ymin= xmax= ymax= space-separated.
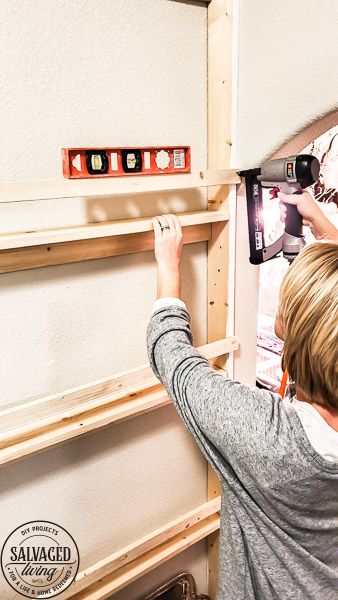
xmin=285 ymin=196 xmax=303 ymax=238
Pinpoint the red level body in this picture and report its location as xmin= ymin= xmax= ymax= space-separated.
xmin=62 ymin=146 xmax=191 ymax=179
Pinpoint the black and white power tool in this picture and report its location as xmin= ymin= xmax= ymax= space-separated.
xmin=240 ymin=154 xmax=320 ymax=264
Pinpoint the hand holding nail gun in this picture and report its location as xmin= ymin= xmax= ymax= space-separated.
xmin=279 ymin=189 xmax=338 ymax=241
xmin=241 ymin=154 xmax=324 ymax=263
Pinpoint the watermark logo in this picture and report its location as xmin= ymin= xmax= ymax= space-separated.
xmin=1 ymin=520 xmax=79 ymax=598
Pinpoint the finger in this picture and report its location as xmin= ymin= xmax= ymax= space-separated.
xmin=157 ymin=214 xmax=169 ymax=227
xmin=170 ymin=213 xmax=183 ymax=237
xmin=157 ymin=214 xmax=171 ymax=234
xmin=278 ymin=192 xmax=298 ymax=205
xmin=166 ymin=214 xmax=178 ymax=235
xmin=152 ymin=217 xmax=162 ymax=240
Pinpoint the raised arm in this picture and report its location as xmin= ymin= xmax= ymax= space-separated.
xmin=147 ymin=214 xmax=285 ymax=488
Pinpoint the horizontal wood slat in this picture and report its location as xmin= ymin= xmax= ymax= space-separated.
xmin=0 ymin=337 xmax=238 ymax=467
xmin=0 ymin=210 xmax=228 ymax=274
xmin=0 ymin=210 xmax=228 ymax=251
xmin=64 ymin=498 xmax=221 ymax=600
xmin=0 ymin=224 xmax=210 ymax=274
xmin=0 ymin=170 xmax=240 ymax=204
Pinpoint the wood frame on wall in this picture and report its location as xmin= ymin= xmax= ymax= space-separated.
xmin=0 ymin=190 xmax=238 ymax=598
xmin=0 ymin=1 xmax=236 ymax=597
xmin=207 ymin=0 xmax=235 ymax=596
xmin=63 ymin=498 xmax=221 ymax=600
xmin=0 ymin=337 xmax=238 ymax=468
xmin=0 ymin=171 xmax=239 ymax=274
xmin=0 ymin=169 xmax=237 ymax=204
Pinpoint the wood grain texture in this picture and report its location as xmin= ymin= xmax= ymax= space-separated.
xmin=62 ymin=497 xmax=221 ymax=599
xmin=0 ymin=210 xmax=228 ymax=251
xmin=66 ymin=516 xmax=220 ymax=599
xmin=0 ymin=211 xmax=229 ymax=274
xmin=207 ymin=1 xmax=235 ymax=597
xmin=0 ymin=170 xmax=240 ymax=204
xmin=0 ymin=224 xmax=210 ymax=274
xmin=0 ymin=337 xmax=239 ymax=467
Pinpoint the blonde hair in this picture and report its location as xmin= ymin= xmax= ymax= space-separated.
xmin=278 ymin=241 xmax=338 ymax=409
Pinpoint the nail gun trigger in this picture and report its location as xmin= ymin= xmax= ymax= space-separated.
xmin=269 ymin=186 xmax=280 ymax=200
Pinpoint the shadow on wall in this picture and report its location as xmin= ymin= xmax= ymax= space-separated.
xmin=0 ymin=185 xmax=208 ymax=406
xmin=0 ymin=241 xmax=205 ymax=405
xmin=0 ymin=405 xmax=178 ymax=495
xmin=85 ymin=188 xmax=207 ymax=223
xmin=0 ymin=188 xmax=207 ymax=235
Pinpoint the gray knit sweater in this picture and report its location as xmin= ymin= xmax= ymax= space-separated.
xmin=147 ymin=305 xmax=338 ymax=600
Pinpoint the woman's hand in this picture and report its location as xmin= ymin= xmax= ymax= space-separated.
xmin=152 ymin=214 xmax=183 ymax=298
xmin=278 ymin=190 xmax=338 ymax=240
xmin=278 ymin=190 xmax=320 ymax=227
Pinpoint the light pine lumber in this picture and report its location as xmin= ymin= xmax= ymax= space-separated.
xmin=0 ymin=211 xmax=229 ymax=274
xmin=67 ymin=516 xmax=220 ymax=600
xmin=0 ymin=338 xmax=238 ymax=426
xmin=63 ymin=497 xmax=221 ymax=599
xmin=207 ymin=0 xmax=233 ymax=353
xmin=0 ymin=337 xmax=238 ymax=467
xmin=0 ymin=388 xmax=172 ymax=467
xmin=0 ymin=170 xmax=240 ymax=204
xmin=0 ymin=210 xmax=228 ymax=251
xmin=207 ymin=1 xmax=234 ymax=597
xmin=1 ymin=338 xmax=236 ymax=432
xmin=0 ymin=224 xmax=211 ymax=274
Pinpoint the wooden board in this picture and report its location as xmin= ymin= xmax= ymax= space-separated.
xmin=0 ymin=337 xmax=238 ymax=467
xmin=0 ymin=224 xmax=210 ymax=274
xmin=0 ymin=211 xmax=229 ymax=274
xmin=0 ymin=210 xmax=228 ymax=251
xmin=63 ymin=497 xmax=221 ymax=599
xmin=64 ymin=502 xmax=220 ymax=600
xmin=0 ymin=170 xmax=240 ymax=204
xmin=207 ymin=1 xmax=235 ymax=597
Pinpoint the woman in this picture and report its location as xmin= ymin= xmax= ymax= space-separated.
xmin=147 ymin=193 xmax=338 ymax=600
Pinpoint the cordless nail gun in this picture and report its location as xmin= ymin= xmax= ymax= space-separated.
xmin=240 ymin=154 xmax=320 ymax=264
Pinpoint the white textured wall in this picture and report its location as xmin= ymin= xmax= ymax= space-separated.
xmin=0 ymin=1 xmax=209 ymax=598
xmin=237 ymin=0 xmax=338 ymax=168
xmin=234 ymin=0 xmax=338 ymax=385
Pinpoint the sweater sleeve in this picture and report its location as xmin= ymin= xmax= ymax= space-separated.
xmin=146 ymin=305 xmax=287 ymax=487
